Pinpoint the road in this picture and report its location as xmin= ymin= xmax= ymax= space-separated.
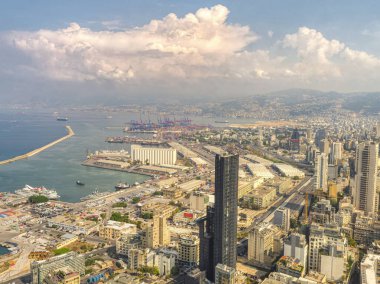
xmin=0 ymin=239 xmax=33 ymax=283
xmin=243 ymin=176 xmax=311 ymax=234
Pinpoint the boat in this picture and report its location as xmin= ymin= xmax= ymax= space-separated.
xmin=214 ymin=120 xmax=229 ymax=123
xmin=76 ymin=181 xmax=85 ymax=186
xmin=15 ymin=185 xmax=60 ymax=199
xmin=56 ymin=117 xmax=69 ymax=121
xmin=115 ymin=183 xmax=130 ymax=191
xmin=134 ymin=182 xmax=140 ymax=186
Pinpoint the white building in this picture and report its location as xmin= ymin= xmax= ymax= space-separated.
xmin=131 ymin=145 xmax=177 ymax=165
xmin=246 ymin=163 xmax=275 ymax=179
xmin=273 ymin=164 xmax=305 ymax=178
xmin=99 ymin=220 xmax=137 ymax=240
xmin=330 ymin=142 xmax=342 ymax=164
xmin=267 ymin=272 xmax=298 ymax=284
xmin=189 ymin=191 xmax=209 ymax=211
xmin=154 ymin=249 xmax=178 ymax=276
xmin=248 ymin=222 xmax=283 ymax=264
xmin=361 ymin=253 xmax=380 ymax=284
xmin=308 ymin=223 xmax=347 ymax=278
xmin=284 ymin=233 xmax=308 ymax=271
xmin=178 ymin=234 xmax=199 ymax=267
xmin=314 ymin=153 xmax=328 ymax=192
xmin=273 ymin=207 xmax=290 ymax=232
xmin=376 ymin=122 xmax=380 ymax=138
xmin=215 ymin=264 xmax=235 ymax=284
xmin=320 ymin=245 xmax=345 ymax=282
xmin=354 ymin=142 xmax=379 ymax=214
xmin=116 ymin=233 xmax=141 ymax=257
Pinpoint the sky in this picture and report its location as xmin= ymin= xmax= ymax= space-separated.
xmin=1 ymin=0 xmax=380 ymax=104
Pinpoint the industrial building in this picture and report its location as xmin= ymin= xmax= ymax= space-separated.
xmin=131 ymin=145 xmax=177 ymax=165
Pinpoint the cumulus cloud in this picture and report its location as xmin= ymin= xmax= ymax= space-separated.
xmin=4 ymin=5 xmax=380 ymax=93
xmin=7 ymin=5 xmax=257 ymax=82
xmin=282 ymin=27 xmax=380 ymax=80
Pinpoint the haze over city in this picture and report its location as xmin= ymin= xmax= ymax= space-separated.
xmin=2 ymin=2 xmax=380 ymax=284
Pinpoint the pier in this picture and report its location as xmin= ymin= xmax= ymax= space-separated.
xmin=0 ymin=126 xmax=75 ymax=166
xmin=105 ymin=136 xmax=165 ymax=146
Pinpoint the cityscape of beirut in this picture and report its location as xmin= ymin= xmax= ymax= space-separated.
xmin=1 ymin=1 xmax=380 ymax=284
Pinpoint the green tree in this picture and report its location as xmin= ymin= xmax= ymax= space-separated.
xmin=290 ymin=218 xmax=299 ymax=229
xmin=85 ymin=258 xmax=95 ymax=266
xmin=132 ymin=197 xmax=141 ymax=204
xmin=28 ymin=195 xmax=49 ymax=204
xmin=141 ymin=212 xmax=153 ymax=219
xmin=110 ymin=212 xmax=130 ymax=223
xmin=53 ymin=247 xmax=71 ymax=256
xmin=348 ymin=237 xmax=357 ymax=247
xmin=139 ymin=266 xmax=159 ymax=276
xmin=112 ymin=202 xmax=128 ymax=208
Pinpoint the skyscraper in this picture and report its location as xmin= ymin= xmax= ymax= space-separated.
xmin=214 ymin=153 xmax=239 ymax=269
xmin=289 ymin=128 xmax=301 ymax=152
xmin=314 ymin=153 xmax=328 ymax=192
xmin=198 ymin=153 xmax=239 ymax=282
xmin=315 ymin=129 xmax=326 ymax=150
xmin=329 ymin=142 xmax=342 ymax=165
xmin=353 ymin=142 xmax=379 ymax=214
xmin=376 ymin=122 xmax=380 ymax=138
xmin=198 ymin=206 xmax=215 ymax=281
xmin=273 ymin=207 xmax=290 ymax=231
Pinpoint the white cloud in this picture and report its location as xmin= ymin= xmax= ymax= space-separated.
xmin=4 ymin=5 xmax=380 ymax=93
xmin=7 ymin=5 xmax=257 ymax=82
xmin=281 ymin=27 xmax=380 ymax=81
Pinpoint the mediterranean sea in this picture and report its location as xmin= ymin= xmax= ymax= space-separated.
xmin=0 ymin=108 xmax=254 ymax=202
xmin=0 ymin=109 xmax=150 ymax=202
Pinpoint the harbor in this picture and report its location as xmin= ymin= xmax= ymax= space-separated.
xmin=0 ymin=126 xmax=75 ymax=166
xmin=105 ymin=136 xmax=165 ymax=145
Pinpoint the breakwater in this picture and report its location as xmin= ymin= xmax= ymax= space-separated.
xmin=0 ymin=126 xmax=75 ymax=166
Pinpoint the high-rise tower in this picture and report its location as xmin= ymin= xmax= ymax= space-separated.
xmin=314 ymin=153 xmax=328 ymax=192
xmin=198 ymin=153 xmax=239 ymax=282
xmin=354 ymin=142 xmax=378 ymax=214
xmin=213 ymin=154 xmax=239 ymax=269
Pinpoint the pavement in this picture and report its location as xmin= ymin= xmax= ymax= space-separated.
xmin=0 ymin=238 xmax=33 ymax=283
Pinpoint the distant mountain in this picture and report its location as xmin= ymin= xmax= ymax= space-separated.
xmin=219 ymin=89 xmax=380 ymax=115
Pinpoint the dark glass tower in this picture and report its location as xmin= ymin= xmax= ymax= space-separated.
xmin=198 ymin=205 xmax=215 ymax=281
xmin=214 ymin=153 xmax=239 ymax=269
xmin=198 ymin=153 xmax=239 ymax=282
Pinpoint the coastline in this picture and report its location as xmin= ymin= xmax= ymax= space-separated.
xmin=0 ymin=126 xmax=75 ymax=166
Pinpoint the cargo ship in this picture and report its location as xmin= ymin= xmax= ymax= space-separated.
xmin=115 ymin=183 xmax=130 ymax=191
xmin=56 ymin=117 xmax=69 ymax=121
xmin=214 ymin=120 xmax=229 ymax=123
xmin=15 ymin=185 xmax=60 ymax=199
